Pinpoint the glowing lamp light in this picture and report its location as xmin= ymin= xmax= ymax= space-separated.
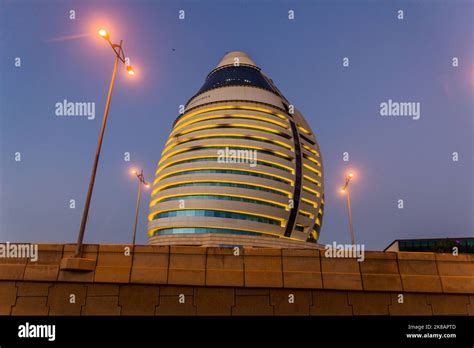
xmin=98 ymin=29 xmax=109 ymax=40
xmin=340 ymin=188 xmax=346 ymax=193
xmin=131 ymin=169 xmax=137 ymax=175
xmin=348 ymin=173 xmax=354 ymax=178
xmin=126 ymin=65 xmax=135 ymax=75
xmin=145 ymin=183 xmax=150 ymax=188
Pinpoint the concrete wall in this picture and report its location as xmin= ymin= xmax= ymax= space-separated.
xmin=0 ymin=244 xmax=473 ymax=316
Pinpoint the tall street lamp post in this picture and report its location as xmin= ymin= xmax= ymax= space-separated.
xmin=340 ymin=172 xmax=355 ymax=245
xmin=131 ymin=169 xmax=149 ymax=245
xmin=74 ymin=29 xmax=136 ymax=257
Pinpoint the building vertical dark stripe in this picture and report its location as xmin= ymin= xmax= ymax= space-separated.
xmin=285 ymin=120 xmax=302 ymax=237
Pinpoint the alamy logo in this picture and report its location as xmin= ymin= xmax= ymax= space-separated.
xmin=324 ymin=241 xmax=365 ymax=262
xmin=55 ymin=99 xmax=95 ymax=120
xmin=0 ymin=242 xmax=38 ymax=262
xmin=18 ymin=322 xmax=56 ymax=341
xmin=217 ymin=147 xmax=257 ymax=167
xmin=380 ymin=99 xmax=420 ymax=120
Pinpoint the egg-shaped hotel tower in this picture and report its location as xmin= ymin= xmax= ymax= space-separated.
xmin=148 ymin=52 xmax=324 ymax=248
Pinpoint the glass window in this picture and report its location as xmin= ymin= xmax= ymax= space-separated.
xmin=160 ymin=195 xmax=283 ymax=209
xmin=163 ymin=169 xmax=289 ymax=184
xmin=152 ymin=209 xmax=280 ymax=225
xmin=153 ymin=227 xmax=279 ymax=238
xmin=160 ymin=181 xmax=287 ymax=196
xmin=196 ymin=66 xmax=277 ymax=96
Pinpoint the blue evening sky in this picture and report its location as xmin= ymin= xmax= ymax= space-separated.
xmin=1 ymin=0 xmax=472 ymax=249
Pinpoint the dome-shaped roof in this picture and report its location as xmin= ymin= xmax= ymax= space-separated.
xmin=216 ymin=51 xmax=257 ymax=68
xmin=193 ymin=51 xmax=279 ymax=99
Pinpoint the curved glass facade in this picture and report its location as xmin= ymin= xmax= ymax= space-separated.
xmin=167 ymin=135 xmax=292 ymax=150
xmin=157 ymin=181 xmax=288 ymax=196
xmin=158 ymin=194 xmax=284 ymax=209
xmin=153 ymin=227 xmax=277 ymax=237
xmin=172 ymin=146 xmax=292 ymax=160
xmin=152 ymin=209 xmax=280 ymax=225
xmin=160 ymin=169 xmax=290 ymax=184
xmin=196 ymin=66 xmax=277 ymax=96
xmin=148 ymin=51 xmax=325 ymax=246
xmin=160 ymin=157 xmax=292 ymax=173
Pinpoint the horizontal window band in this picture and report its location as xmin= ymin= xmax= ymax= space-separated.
xmin=298 ymin=126 xmax=311 ymax=135
xmin=171 ymin=113 xmax=289 ymax=136
xmin=159 ymin=145 xmax=293 ymax=165
xmin=150 ymin=209 xmax=284 ymax=226
xmin=302 ymin=153 xmax=321 ymax=167
xmin=303 ymin=174 xmax=322 ymax=187
xmin=156 ymin=156 xmax=294 ymax=175
xmin=302 ymin=144 xmax=320 ymax=157
xmin=301 ymin=197 xmax=318 ymax=208
xmin=294 ymin=224 xmax=306 ymax=232
xmin=303 ymin=163 xmax=322 ymax=177
xmin=300 ymin=133 xmax=315 ymax=145
xmin=152 ymin=180 xmax=291 ymax=198
xmin=174 ymin=105 xmax=289 ymax=127
xmin=299 ymin=210 xmax=314 ymax=219
xmin=148 ymin=225 xmax=302 ymax=241
xmin=151 ymin=227 xmax=269 ymax=237
xmin=302 ymin=185 xmax=321 ymax=197
xmin=163 ymin=134 xmax=293 ymax=155
xmin=150 ymin=194 xmax=287 ymax=210
xmin=154 ymin=168 xmax=294 ymax=186
xmin=173 ymin=123 xmax=291 ymax=139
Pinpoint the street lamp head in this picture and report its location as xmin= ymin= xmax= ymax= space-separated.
xmin=131 ymin=169 xmax=137 ymax=175
xmin=340 ymin=188 xmax=346 ymax=193
xmin=348 ymin=173 xmax=354 ymax=178
xmin=144 ymin=183 xmax=150 ymax=188
xmin=98 ymin=29 xmax=109 ymax=40
xmin=126 ymin=65 xmax=135 ymax=76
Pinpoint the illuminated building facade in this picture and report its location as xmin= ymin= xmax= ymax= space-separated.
xmin=148 ymin=52 xmax=324 ymax=248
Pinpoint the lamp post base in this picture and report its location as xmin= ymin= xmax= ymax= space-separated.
xmin=60 ymin=257 xmax=96 ymax=272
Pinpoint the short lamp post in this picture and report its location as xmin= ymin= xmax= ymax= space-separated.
xmin=340 ymin=172 xmax=356 ymax=245
xmin=131 ymin=169 xmax=149 ymax=245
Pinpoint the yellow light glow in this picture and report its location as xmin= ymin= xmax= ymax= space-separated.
xmin=340 ymin=188 xmax=346 ymax=193
xmin=302 ymin=185 xmax=321 ymax=197
xmin=301 ymin=197 xmax=317 ymax=208
xmin=98 ymin=29 xmax=109 ymax=39
xmin=151 ymin=179 xmax=292 ymax=198
xmin=126 ymin=66 xmax=135 ymax=75
xmin=149 ymin=192 xmax=288 ymax=209
xmin=299 ymin=210 xmax=314 ymax=219
xmin=174 ymin=105 xmax=289 ymax=128
xmin=147 ymin=207 xmax=285 ymax=226
xmin=153 ymin=166 xmax=294 ymax=186
xmin=163 ymin=133 xmax=293 ymax=155
xmin=302 ymin=144 xmax=319 ymax=156
xmin=156 ymin=155 xmax=294 ymax=175
xmin=147 ymin=225 xmax=301 ymax=241
xmin=303 ymin=163 xmax=322 ymax=177
xmin=171 ymin=113 xmax=289 ymax=136
xmin=303 ymin=154 xmax=321 ymax=167
xmin=298 ymin=126 xmax=311 ymax=135
xmin=348 ymin=173 xmax=354 ymax=178
xmin=174 ymin=123 xmax=285 ymax=138
xmin=131 ymin=169 xmax=137 ymax=175
xmin=303 ymin=174 xmax=321 ymax=186
xmin=158 ymin=143 xmax=293 ymax=165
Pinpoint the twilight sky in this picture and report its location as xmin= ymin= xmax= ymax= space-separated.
xmin=0 ymin=0 xmax=472 ymax=249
